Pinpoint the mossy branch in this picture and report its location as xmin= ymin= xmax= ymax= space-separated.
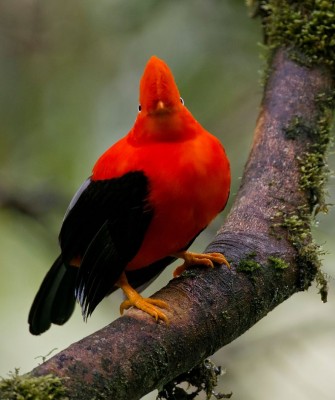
xmin=2 ymin=2 xmax=335 ymax=399
xmin=21 ymin=51 xmax=333 ymax=400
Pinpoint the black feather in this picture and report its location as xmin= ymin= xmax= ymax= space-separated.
xmin=28 ymin=256 xmax=77 ymax=335
xmin=51 ymin=266 xmax=77 ymax=325
xmin=75 ymin=222 xmax=122 ymax=319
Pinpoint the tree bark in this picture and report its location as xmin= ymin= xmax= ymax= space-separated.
xmin=28 ymin=47 xmax=334 ymax=400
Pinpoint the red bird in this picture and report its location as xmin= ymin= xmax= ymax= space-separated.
xmin=28 ymin=56 xmax=231 ymax=335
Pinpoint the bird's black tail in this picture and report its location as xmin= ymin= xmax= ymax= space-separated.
xmin=28 ymin=255 xmax=78 ymax=335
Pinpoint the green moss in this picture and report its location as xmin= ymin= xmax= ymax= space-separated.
xmin=237 ymin=252 xmax=261 ymax=273
xmin=316 ymin=269 xmax=329 ymax=302
xmin=271 ymin=207 xmax=311 ymax=246
xmin=0 ymin=369 xmax=68 ymax=400
xmin=298 ymin=150 xmax=329 ymax=212
xmin=296 ymin=91 xmax=334 ymax=214
xmin=257 ymin=0 xmax=335 ymax=69
xmin=283 ymin=116 xmax=315 ymax=140
xmin=158 ymin=359 xmax=232 ymax=400
xmin=278 ymin=91 xmax=333 ymax=299
xmin=283 ymin=92 xmax=334 ymax=215
xmin=237 ymin=259 xmax=261 ymax=272
xmin=180 ymin=269 xmax=198 ymax=278
xmin=281 ymin=210 xmax=311 ymax=246
xmin=316 ymin=90 xmax=335 ymax=110
xmin=221 ymin=310 xmax=231 ymax=320
xmin=272 ymin=206 xmax=326 ymax=292
xmin=267 ymin=256 xmax=289 ymax=269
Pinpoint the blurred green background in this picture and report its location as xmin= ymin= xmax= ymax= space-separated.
xmin=0 ymin=1 xmax=334 ymax=399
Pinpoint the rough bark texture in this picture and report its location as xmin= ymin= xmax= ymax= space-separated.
xmin=29 ymin=48 xmax=334 ymax=400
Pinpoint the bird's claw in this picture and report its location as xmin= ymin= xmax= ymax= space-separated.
xmin=120 ymin=296 xmax=170 ymax=324
xmin=173 ymin=251 xmax=230 ymax=277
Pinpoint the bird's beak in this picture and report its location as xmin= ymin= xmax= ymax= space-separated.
xmin=149 ymin=100 xmax=173 ymax=115
xmin=155 ymin=100 xmax=166 ymax=112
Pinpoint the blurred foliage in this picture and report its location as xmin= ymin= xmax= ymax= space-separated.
xmin=0 ymin=1 xmax=334 ymax=400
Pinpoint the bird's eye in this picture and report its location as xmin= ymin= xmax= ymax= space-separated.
xmin=138 ymin=104 xmax=142 ymax=112
xmin=180 ymin=97 xmax=184 ymax=105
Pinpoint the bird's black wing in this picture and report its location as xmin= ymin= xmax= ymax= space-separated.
xmin=59 ymin=171 xmax=154 ymax=319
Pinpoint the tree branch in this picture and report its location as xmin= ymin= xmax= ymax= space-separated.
xmin=26 ymin=46 xmax=334 ymax=399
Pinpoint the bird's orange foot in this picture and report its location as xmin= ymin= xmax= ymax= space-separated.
xmin=173 ymin=251 xmax=230 ymax=278
xmin=117 ymin=272 xmax=169 ymax=323
xmin=120 ymin=296 xmax=169 ymax=324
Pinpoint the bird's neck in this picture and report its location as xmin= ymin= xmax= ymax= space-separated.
xmin=129 ymin=109 xmax=198 ymax=145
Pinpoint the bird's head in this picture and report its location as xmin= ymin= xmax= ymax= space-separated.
xmin=138 ymin=56 xmax=184 ymax=116
xmin=130 ymin=56 xmax=196 ymax=144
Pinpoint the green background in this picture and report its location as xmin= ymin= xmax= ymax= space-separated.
xmin=0 ymin=1 xmax=334 ymax=399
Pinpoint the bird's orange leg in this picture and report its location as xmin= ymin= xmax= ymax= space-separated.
xmin=173 ymin=251 xmax=230 ymax=278
xmin=117 ymin=272 xmax=169 ymax=323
